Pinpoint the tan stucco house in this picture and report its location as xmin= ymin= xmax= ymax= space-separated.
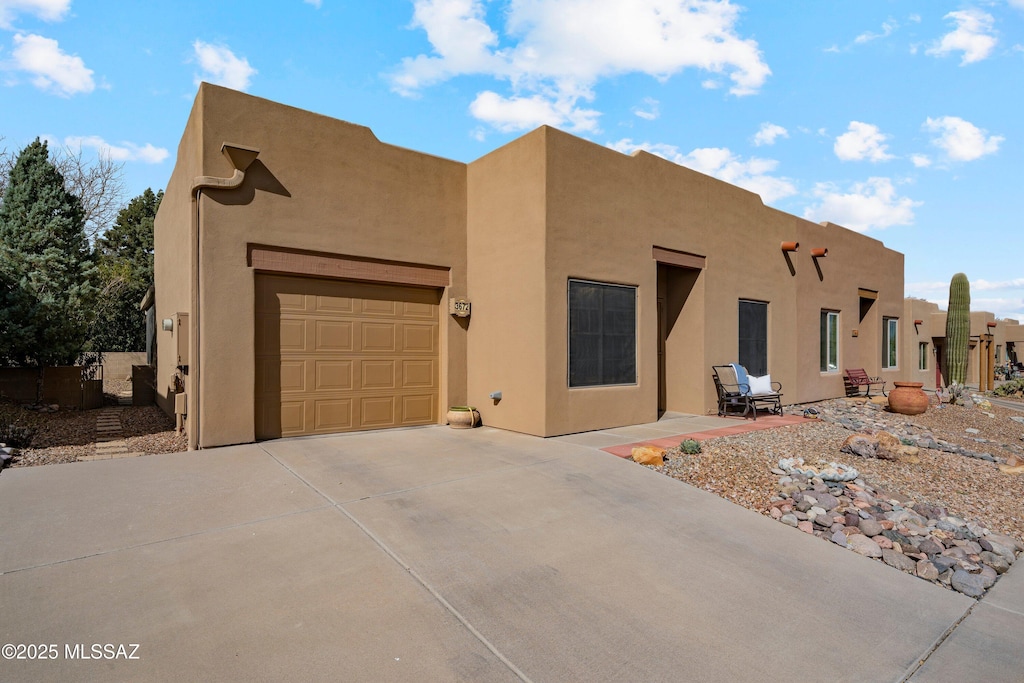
xmin=156 ymin=84 xmax=919 ymax=449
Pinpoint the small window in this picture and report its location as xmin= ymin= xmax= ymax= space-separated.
xmin=820 ymin=311 xmax=839 ymax=372
xmin=738 ymin=300 xmax=768 ymax=377
xmin=568 ymin=279 xmax=637 ymax=387
xmin=996 ymin=345 xmax=1002 ymax=364
xmin=882 ymin=317 xmax=898 ymax=369
xmin=919 ymin=342 xmax=928 ymax=370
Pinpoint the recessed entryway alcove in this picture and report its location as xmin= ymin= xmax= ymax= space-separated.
xmin=654 ymin=247 xmax=705 ymax=416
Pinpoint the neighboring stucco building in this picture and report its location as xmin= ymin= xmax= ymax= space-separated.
xmin=903 ymin=298 xmax=1024 ymax=390
xmin=156 ymin=84 xmax=912 ymax=449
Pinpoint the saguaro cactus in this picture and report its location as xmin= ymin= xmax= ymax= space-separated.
xmin=945 ymin=273 xmax=971 ymax=387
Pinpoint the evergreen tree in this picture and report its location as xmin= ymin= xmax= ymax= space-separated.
xmin=0 ymin=139 xmax=98 ymax=366
xmin=88 ymin=188 xmax=162 ymax=352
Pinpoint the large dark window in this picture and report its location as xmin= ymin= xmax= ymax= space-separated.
xmin=738 ymin=300 xmax=768 ymax=376
xmin=569 ymin=280 xmax=637 ymax=387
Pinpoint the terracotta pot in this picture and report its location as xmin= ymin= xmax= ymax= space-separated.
xmin=888 ymin=382 xmax=928 ymax=416
xmin=446 ymin=407 xmax=480 ymax=429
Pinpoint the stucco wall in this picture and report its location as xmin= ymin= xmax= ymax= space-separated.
xmin=538 ymin=130 xmax=903 ymax=434
xmin=153 ymin=89 xmax=204 ymax=418
xmin=466 ymin=129 xmax=549 ymax=435
xmin=171 ymin=84 xmax=468 ymax=448
xmin=793 ymin=221 xmax=904 ymax=402
xmin=159 ymin=86 xmax=917 ymax=444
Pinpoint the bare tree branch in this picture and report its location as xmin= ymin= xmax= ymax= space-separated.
xmin=0 ymin=138 xmax=127 ymax=241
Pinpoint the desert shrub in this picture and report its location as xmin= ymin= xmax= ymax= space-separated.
xmin=993 ymin=379 xmax=1024 ymax=398
xmin=680 ymin=439 xmax=702 ymax=455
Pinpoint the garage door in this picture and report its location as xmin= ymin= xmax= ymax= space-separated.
xmin=255 ymin=274 xmax=440 ymax=439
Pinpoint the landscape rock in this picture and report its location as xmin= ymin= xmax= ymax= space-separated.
xmin=980 ymin=552 xmax=1009 ymax=574
xmin=631 ymin=446 xmax=665 ymax=466
xmin=858 ymin=519 xmax=883 ymax=537
xmin=951 ymin=569 xmax=987 ymax=598
xmin=916 ymin=560 xmax=939 ymax=581
xmin=841 ymin=435 xmax=877 ymax=459
xmin=882 ymin=548 xmax=919 ymax=573
xmin=847 ymin=534 xmax=882 ymax=558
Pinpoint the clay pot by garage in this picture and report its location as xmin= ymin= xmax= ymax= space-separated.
xmin=888 ymin=382 xmax=928 ymax=416
xmin=446 ymin=406 xmax=480 ymax=429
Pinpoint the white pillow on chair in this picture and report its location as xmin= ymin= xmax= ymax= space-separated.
xmin=748 ymin=374 xmax=773 ymax=395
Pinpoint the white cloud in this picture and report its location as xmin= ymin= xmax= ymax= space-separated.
xmin=393 ymin=0 xmax=770 ymax=132
xmin=608 ymin=139 xmax=797 ymax=204
xmin=834 ymin=121 xmax=894 ymax=162
xmin=803 ymin=178 xmax=920 ymax=232
xmin=303 ymin=0 xmax=322 ymax=7
xmin=752 ymin=122 xmax=787 ymax=147
xmin=10 ymin=32 xmax=93 ymax=96
xmin=974 ymin=278 xmax=1024 ymax=292
xmin=632 ymin=97 xmax=659 ymax=121
xmin=64 ymin=135 xmax=169 ymax=164
xmin=924 ymin=116 xmax=1002 ymax=161
xmin=192 ymin=40 xmax=256 ymax=91
xmin=1008 ymin=0 xmax=1024 ymax=10
xmin=855 ymin=19 xmax=897 ymax=44
xmin=926 ymin=10 xmax=997 ymax=65
xmin=469 ymin=90 xmax=600 ymax=133
xmin=910 ymin=154 xmax=931 ymax=168
xmin=0 ymin=0 xmax=70 ymax=29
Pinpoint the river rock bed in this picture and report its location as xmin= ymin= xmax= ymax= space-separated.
xmin=654 ymin=397 xmax=1024 ymax=598
xmin=771 ymin=470 xmax=1021 ymax=598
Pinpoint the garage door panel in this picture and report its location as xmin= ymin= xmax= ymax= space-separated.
xmin=360 ymin=360 xmax=396 ymax=390
xmin=279 ymin=360 xmax=307 ymax=393
xmin=402 ymin=360 xmax=435 ymax=389
xmin=315 ymin=320 xmax=353 ymax=351
xmin=315 ymin=294 xmax=355 ymax=314
xmin=360 ymin=396 xmax=396 ymax=428
xmin=403 ymin=324 xmax=436 ymax=353
xmin=315 ymin=360 xmax=353 ymax=391
xmin=314 ymin=399 xmax=354 ymax=431
xmin=401 ymin=395 xmax=434 ymax=424
xmin=278 ymin=319 xmax=307 ymax=352
xmin=403 ymin=302 xmax=435 ymax=319
xmin=360 ymin=298 xmax=399 ymax=317
xmin=255 ymin=274 xmax=439 ymax=440
xmin=361 ymin=323 xmax=397 ymax=352
xmin=279 ymin=401 xmax=306 ymax=436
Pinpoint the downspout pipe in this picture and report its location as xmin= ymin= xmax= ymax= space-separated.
xmin=188 ymin=143 xmax=260 ymax=450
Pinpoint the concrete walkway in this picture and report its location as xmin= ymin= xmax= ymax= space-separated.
xmin=1 ymin=421 xmax=1019 ymax=682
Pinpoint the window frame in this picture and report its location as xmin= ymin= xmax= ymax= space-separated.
xmin=820 ymin=310 xmax=839 ymax=373
xmin=919 ymin=342 xmax=928 ymax=370
xmin=567 ymin=278 xmax=638 ymax=388
xmin=882 ymin=317 xmax=899 ymax=369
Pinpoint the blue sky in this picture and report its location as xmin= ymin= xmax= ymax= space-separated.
xmin=2 ymin=0 xmax=1021 ymax=318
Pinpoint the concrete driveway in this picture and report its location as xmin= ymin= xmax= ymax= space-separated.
xmin=1 ymin=424 xmax=1019 ymax=682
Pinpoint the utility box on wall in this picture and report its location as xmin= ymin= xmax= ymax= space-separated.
xmin=175 ymin=313 xmax=189 ymax=367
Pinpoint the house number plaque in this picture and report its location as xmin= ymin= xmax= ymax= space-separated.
xmin=449 ymin=298 xmax=472 ymax=317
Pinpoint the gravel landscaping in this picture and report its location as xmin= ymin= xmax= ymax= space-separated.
xmin=0 ymin=398 xmax=186 ymax=469
xmin=652 ymin=395 xmax=1024 ymax=597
